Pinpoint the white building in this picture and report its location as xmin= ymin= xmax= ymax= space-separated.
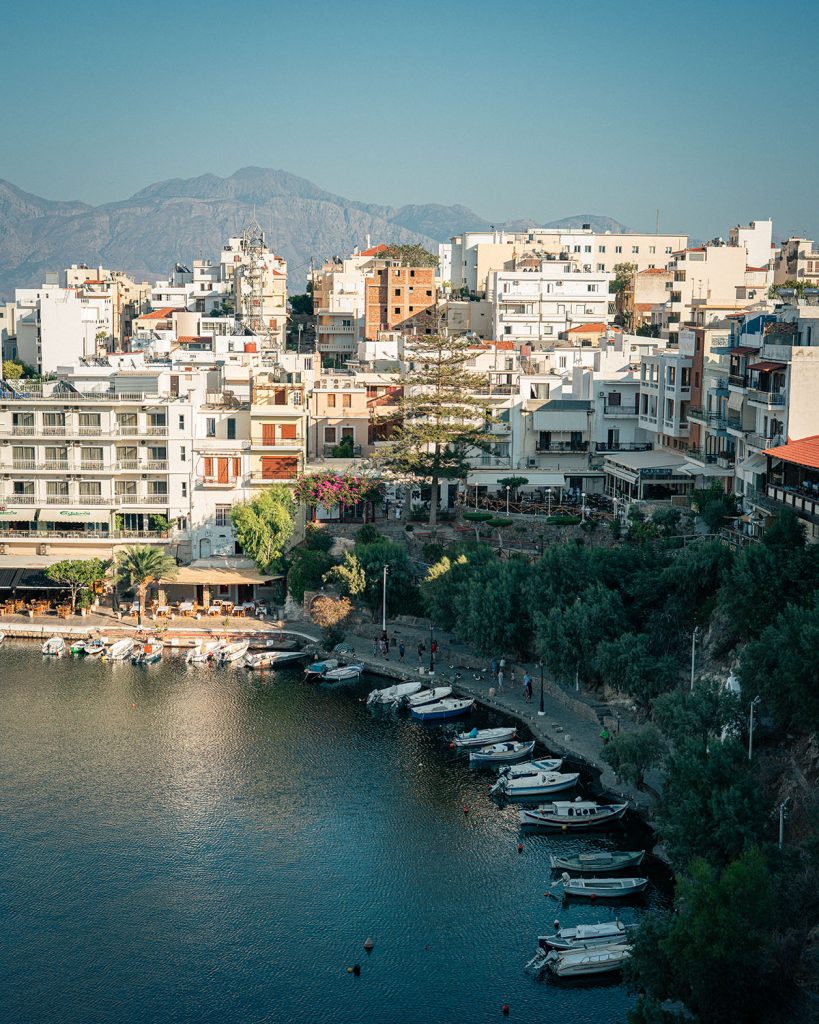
xmin=15 ymin=285 xmax=113 ymax=374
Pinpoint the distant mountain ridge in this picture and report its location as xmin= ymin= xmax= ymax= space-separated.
xmin=0 ymin=167 xmax=635 ymax=297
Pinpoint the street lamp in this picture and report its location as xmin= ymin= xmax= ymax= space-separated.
xmin=539 ymin=660 xmax=545 ymax=715
xmin=506 ymin=485 xmax=511 ymax=517
xmin=429 ymin=623 xmax=435 ymax=675
xmin=748 ymin=695 xmax=761 ymax=761
xmin=546 ymin=488 xmax=552 ymax=517
xmin=690 ymin=626 xmax=702 ymax=691
xmin=381 ymin=564 xmax=389 ymax=633
xmin=779 ymin=797 xmax=790 ymax=849
xmin=581 ymin=491 xmax=587 ymax=521
xmin=297 ymin=322 xmax=303 ymax=353
xmin=474 ymin=484 xmax=479 ymax=510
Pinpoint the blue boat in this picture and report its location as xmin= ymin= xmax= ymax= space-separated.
xmin=410 ymin=697 xmax=474 ymax=721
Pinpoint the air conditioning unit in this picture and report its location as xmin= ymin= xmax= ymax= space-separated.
xmin=598 ymin=392 xmax=605 ymax=398
xmin=527 ymin=458 xmax=537 ymax=467
xmin=0 ymin=543 xmax=6 ymax=553
xmin=37 ymin=544 xmax=51 ymax=556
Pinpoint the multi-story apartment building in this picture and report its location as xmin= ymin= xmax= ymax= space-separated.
xmin=249 ymin=375 xmax=307 ymax=487
xmin=64 ymin=266 xmax=151 ymax=348
xmin=450 ymin=227 xmax=689 ymax=296
xmin=14 ymin=284 xmax=114 ymax=374
xmin=489 ymin=260 xmax=611 ymax=346
xmin=773 ymin=237 xmax=819 ymax=287
xmin=363 ymin=262 xmax=437 ymax=340
xmin=637 ymin=343 xmax=692 ymax=452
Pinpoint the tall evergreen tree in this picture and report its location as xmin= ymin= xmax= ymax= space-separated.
xmin=376 ymin=334 xmax=495 ymax=525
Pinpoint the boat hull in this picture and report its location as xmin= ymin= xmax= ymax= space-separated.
xmin=469 ymin=740 xmax=535 ymax=764
xmin=492 ymin=772 xmax=579 ymax=799
xmin=410 ymin=699 xmax=474 ymax=721
xmin=562 ymin=876 xmax=649 ymax=899
xmin=519 ymin=803 xmax=627 ymax=831
xmin=453 ymin=727 xmax=516 ymax=748
xmin=549 ymin=851 xmax=645 ymax=873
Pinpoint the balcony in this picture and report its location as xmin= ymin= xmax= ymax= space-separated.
xmin=115 ymin=426 xmax=140 ymax=436
xmin=115 ymin=460 xmax=140 ymax=471
xmin=687 ymin=407 xmax=706 ymax=421
xmin=3 ymin=494 xmax=36 ymax=504
xmin=748 ymin=388 xmax=785 ymax=407
xmin=79 ymin=461 xmax=105 ymax=471
xmin=145 ymin=461 xmax=169 ymax=471
xmin=146 ymin=426 xmax=168 ymax=436
xmin=11 ymin=426 xmax=35 ymax=436
xmin=317 ymin=324 xmax=355 ymax=334
xmin=594 ymin=442 xmax=653 ymax=453
xmin=535 ymin=441 xmax=589 ymax=453
xmin=747 ymin=432 xmax=782 ymax=451
xmin=197 ymin=475 xmax=240 ymax=488
xmin=603 ymin=404 xmax=638 ymax=417
xmin=322 ymin=443 xmax=362 ymax=458
xmin=11 ymin=460 xmax=37 ymax=470
xmin=116 ymin=494 xmax=168 ymax=505
xmin=42 ymin=461 xmax=70 ymax=471
xmin=45 ymin=495 xmax=110 ymax=505
xmin=78 ymin=427 xmax=103 ymax=436
xmin=256 ymin=436 xmax=303 ymax=448
xmin=42 ymin=426 xmax=67 ymax=436
xmin=686 ymin=447 xmax=720 ymax=465
xmin=728 ymin=374 xmax=748 ymax=389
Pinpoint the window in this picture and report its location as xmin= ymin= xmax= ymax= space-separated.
xmin=179 ymin=415 xmax=185 ymax=430
xmin=504 ymin=325 xmax=512 ymax=335
xmin=341 ymin=426 xmax=354 ymax=441
xmin=324 ymin=427 xmax=337 ymax=443
xmin=608 ymin=392 xmax=621 ymax=406
xmin=342 ymin=394 xmax=351 ymax=408
xmin=226 ymin=418 xmax=236 ymax=440
xmin=597 ymin=263 xmax=606 ymax=272
xmin=426 ymin=290 xmax=432 ymax=297
xmin=598 ymin=245 xmax=606 ymax=253
xmin=665 ymin=247 xmax=673 ymax=254
xmin=79 ymin=412 xmax=101 ymax=432
xmin=394 ymin=307 xmax=401 ymax=314
xmin=45 ymin=446 xmax=67 ymax=465
xmin=215 ymin=505 xmax=230 ymax=527
xmin=327 ymin=393 xmax=336 ymax=408
xmin=573 ymin=245 xmax=581 ymax=253
xmin=587 ymin=284 xmax=597 ymax=292
xmin=79 ymin=481 xmax=102 ymax=497
xmin=615 ymin=246 xmax=623 ymax=254
xmin=649 ymin=246 xmax=656 ymax=254
xmin=394 ymin=289 xmax=401 ymax=296
xmin=632 ymin=246 xmax=639 ymax=254
xmin=584 ymin=245 xmax=592 ymax=253
xmin=46 ymin=481 xmax=68 ymax=497
xmin=180 ymin=445 xmax=186 ymax=463
xmin=148 ymin=413 xmax=166 ymax=428
xmin=206 ymin=417 xmax=216 ymax=437
xmin=81 ymin=446 xmax=103 ymax=465
xmin=43 ymin=412 xmax=65 ymax=428
xmin=13 ymin=480 xmax=34 ymax=495
xmin=559 ymin=356 xmax=567 ymax=368
xmin=116 ymin=481 xmax=137 ymax=497
xmin=147 ymin=482 xmax=168 ymax=496
xmin=181 ymin=481 xmax=187 ymax=498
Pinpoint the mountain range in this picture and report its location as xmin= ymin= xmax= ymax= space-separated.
xmin=0 ymin=167 xmax=633 ymax=297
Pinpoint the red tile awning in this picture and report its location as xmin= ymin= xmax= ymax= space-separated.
xmin=764 ymin=436 xmax=819 ymax=470
xmin=747 ymin=361 xmax=786 ymax=372
xmin=729 ymin=346 xmax=761 ymax=356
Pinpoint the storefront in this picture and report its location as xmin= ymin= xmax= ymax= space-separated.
xmin=604 ymin=450 xmax=693 ymax=501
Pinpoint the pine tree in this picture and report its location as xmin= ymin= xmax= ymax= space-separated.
xmin=376 ymin=334 xmax=495 ymax=526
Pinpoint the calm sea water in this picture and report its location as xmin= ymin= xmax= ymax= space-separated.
xmin=0 ymin=643 xmax=671 ymax=1024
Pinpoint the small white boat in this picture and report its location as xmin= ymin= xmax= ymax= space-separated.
xmin=260 ymin=650 xmax=309 ymax=667
xmin=42 ymin=636 xmax=65 ymax=656
xmin=304 ymin=658 xmax=339 ymax=680
xmin=0 ymin=632 xmax=4 ymax=646
xmin=322 ymin=663 xmax=365 ymax=682
xmin=519 ymin=800 xmax=628 ymax=831
xmin=69 ymin=640 xmax=87 ymax=656
xmin=410 ymin=697 xmax=474 ymax=721
xmin=453 ymin=726 xmax=517 ymax=749
xmin=187 ymin=640 xmax=223 ymax=663
xmin=366 ymin=681 xmax=422 ymax=705
xmin=558 ymin=873 xmax=649 ymax=899
xmin=106 ymin=638 xmax=134 ymax=661
xmin=544 ymin=943 xmax=632 ymax=977
xmin=217 ymin=641 xmax=250 ymax=664
xmin=469 ymin=740 xmax=536 ymax=765
xmin=404 ymin=686 xmax=452 ymax=709
xmin=244 ymin=650 xmax=305 ymax=670
xmin=83 ymin=638 xmax=106 ymax=658
xmin=132 ymin=641 xmax=163 ymax=665
xmin=539 ymin=920 xmax=635 ymax=952
xmin=491 ymin=771 xmax=579 ymax=799
xmin=549 ymin=851 xmax=645 ymax=874
xmin=498 ymin=757 xmax=563 ymax=777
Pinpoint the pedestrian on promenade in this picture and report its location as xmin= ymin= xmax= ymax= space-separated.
xmin=600 ymin=727 xmax=610 ymax=746
xmin=490 ymin=657 xmax=498 ymax=676
xmin=430 ymin=639 xmax=438 ymax=657
xmin=417 ymin=641 xmax=425 ymax=662
xmin=499 ymin=656 xmax=506 ymax=671
xmin=523 ymin=672 xmax=533 ymax=702
xmin=510 ymin=667 xmax=516 ymax=688
xmin=372 ymin=638 xmax=379 ymax=657
xmin=497 ymin=669 xmax=505 ymax=692
xmin=398 ymin=641 xmax=405 ymax=662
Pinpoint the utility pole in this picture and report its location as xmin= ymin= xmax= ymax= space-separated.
xmin=748 ymin=695 xmax=761 ymax=760
xmin=539 ymin=660 xmax=545 ymax=715
xmin=690 ymin=626 xmax=701 ymax=691
xmin=779 ymin=797 xmax=790 ymax=849
xmin=381 ymin=564 xmax=389 ymax=633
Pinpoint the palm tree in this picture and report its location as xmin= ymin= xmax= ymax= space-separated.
xmin=116 ymin=545 xmax=178 ymax=626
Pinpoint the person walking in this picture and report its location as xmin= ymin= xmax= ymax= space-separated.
xmin=510 ymin=667 xmax=517 ymax=689
xmin=523 ymin=672 xmax=533 ymax=702
xmin=372 ymin=638 xmax=379 ymax=657
xmin=490 ymin=657 xmax=498 ymax=676
xmin=398 ymin=641 xmax=405 ymax=663
xmin=417 ymin=640 xmax=425 ymax=663
xmin=497 ymin=668 xmax=505 ymax=692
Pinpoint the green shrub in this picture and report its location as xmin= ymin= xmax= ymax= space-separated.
xmin=304 ymin=523 xmax=334 ymax=551
xmin=357 ymin=523 xmax=381 ymax=545
xmin=422 ymin=541 xmax=445 ymax=563
xmin=546 ymin=515 xmax=581 ymax=526
xmin=287 ymin=549 xmax=336 ymax=602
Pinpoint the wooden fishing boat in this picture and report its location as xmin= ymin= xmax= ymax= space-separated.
xmin=42 ymin=636 xmax=65 ymax=656
xmin=106 ymin=638 xmax=134 ymax=661
xmin=549 ymin=850 xmax=645 ymax=873
xmin=557 ymin=873 xmax=649 ymax=899
xmin=519 ymin=800 xmax=628 ymax=831
xmin=366 ymin=681 xmax=422 ymax=705
xmin=491 ymin=771 xmax=579 ymax=799
xmin=453 ymin=726 xmax=516 ymax=748
xmin=538 ymin=920 xmax=635 ymax=952
xmin=410 ymin=697 xmax=474 ymax=721
xmin=469 ymin=740 xmax=536 ymax=765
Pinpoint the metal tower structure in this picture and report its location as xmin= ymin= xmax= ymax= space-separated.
xmin=239 ymin=215 xmax=276 ymax=359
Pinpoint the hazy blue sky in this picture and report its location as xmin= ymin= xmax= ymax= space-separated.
xmin=4 ymin=0 xmax=818 ymax=239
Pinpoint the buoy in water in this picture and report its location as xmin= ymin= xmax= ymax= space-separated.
xmin=502 ymin=1004 xmax=510 ymax=1016
xmin=553 ymin=919 xmax=560 ymax=930
xmin=449 ymin=741 xmax=455 ymax=749
xmin=516 ymin=843 xmax=523 ymax=854
xmin=352 ymin=964 xmax=361 ymax=976
xmin=561 ymin=824 xmax=568 ymax=832
xmin=463 ymin=805 xmax=469 ymax=815
xmin=363 ymin=937 xmax=374 ymax=952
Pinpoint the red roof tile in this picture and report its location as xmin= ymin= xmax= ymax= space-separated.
xmin=764 ymin=435 xmax=819 ymax=470
xmin=359 ymin=244 xmax=389 ymax=257
xmin=566 ymin=322 xmax=608 ymax=333
xmin=639 ymin=268 xmax=668 ymax=275
xmin=141 ymin=306 xmax=177 ymax=320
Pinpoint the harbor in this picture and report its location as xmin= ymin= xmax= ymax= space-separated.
xmin=0 ymin=641 xmax=671 ymax=1024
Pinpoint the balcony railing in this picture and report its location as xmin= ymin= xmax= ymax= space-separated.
xmin=603 ymin=404 xmax=638 ymax=416
xmin=11 ymin=460 xmax=37 ymax=470
xmin=535 ymin=441 xmax=589 ymax=453
xmin=596 ymin=442 xmax=652 ymax=453
xmin=257 ymin=436 xmax=303 ymax=447
xmin=115 ymin=425 xmax=140 ymax=435
xmin=728 ymin=374 xmax=748 ymax=388
xmin=145 ymin=461 xmax=169 ymax=471
xmin=10 ymin=426 xmax=35 ymax=435
xmin=2 ymin=494 xmax=35 ymax=504
xmin=146 ymin=426 xmax=168 ymax=436
xmin=322 ymin=443 xmax=362 ymax=458
xmin=116 ymin=494 xmax=168 ymax=505
xmin=42 ymin=461 xmax=70 ymax=471
xmin=115 ymin=460 xmax=140 ymax=471
xmin=686 ymin=447 xmax=719 ymax=464
xmin=197 ymin=475 xmax=240 ymax=488
xmin=79 ymin=461 xmax=105 ymax=471
xmin=78 ymin=427 xmax=103 ymax=436
xmin=747 ymin=432 xmax=782 ymax=451
xmin=748 ymin=389 xmax=785 ymax=406
xmin=42 ymin=426 xmax=67 ymax=435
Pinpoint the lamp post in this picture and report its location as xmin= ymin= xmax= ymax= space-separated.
xmin=297 ymin=322 xmax=303 ymax=353
xmin=546 ymin=488 xmax=552 ymax=517
xmin=748 ymin=695 xmax=761 ymax=761
xmin=429 ymin=623 xmax=435 ymax=675
xmin=381 ymin=564 xmax=389 ymax=633
xmin=690 ymin=626 xmax=702 ymax=691
xmin=581 ymin=491 xmax=587 ymax=522
xmin=779 ymin=797 xmax=790 ymax=849
xmin=474 ymin=484 xmax=479 ymax=510
xmin=506 ymin=485 xmax=511 ymax=517
xmin=539 ymin=659 xmax=544 ymax=715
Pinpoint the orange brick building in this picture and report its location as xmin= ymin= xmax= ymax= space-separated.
xmin=364 ymin=264 xmax=437 ymax=339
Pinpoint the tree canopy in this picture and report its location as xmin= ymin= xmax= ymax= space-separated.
xmin=116 ymin=545 xmax=178 ymax=625
xmin=44 ymin=558 xmax=110 ymax=612
xmin=377 ymin=244 xmax=438 ymax=267
xmin=230 ymin=485 xmax=296 ymax=573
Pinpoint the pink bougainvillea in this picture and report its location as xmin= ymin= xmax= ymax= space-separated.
xmin=293 ymin=470 xmax=384 ymax=508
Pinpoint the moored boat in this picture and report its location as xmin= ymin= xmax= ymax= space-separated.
xmin=469 ymin=740 xmax=536 ymax=765
xmin=366 ymin=681 xmax=422 ymax=705
xmin=42 ymin=636 xmax=65 ymax=656
xmin=543 ymin=943 xmax=631 ymax=977
xmin=304 ymin=658 xmax=339 ymax=680
xmin=498 ymin=757 xmax=563 ymax=777
xmin=106 ymin=638 xmax=134 ymax=661
xmin=519 ymin=799 xmax=628 ymax=831
xmin=549 ymin=850 xmax=645 ymax=873
xmin=558 ymin=873 xmax=649 ymax=899
xmin=410 ymin=697 xmax=474 ymax=721
xmin=132 ymin=641 xmax=163 ymax=665
xmin=83 ymin=638 xmax=106 ymax=658
xmin=69 ymin=640 xmax=87 ymax=656
xmin=322 ymin=663 xmax=365 ymax=683
xmin=0 ymin=632 xmax=4 ymax=645
xmin=491 ymin=770 xmax=579 ymax=799
xmin=217 ymin=641 xmax=250 ymax=664
xmin=187 ymin=640 xmax=223 ymax=663
xmin=403 ymin=686 xmax=452 ymax=709
xmin=453 ymin=726 xmax=516 ymax=749
xmin=243 ymin=650 xmax=307 ymax=670
xmin=538 ymin=920 xmax=635 ymax=952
